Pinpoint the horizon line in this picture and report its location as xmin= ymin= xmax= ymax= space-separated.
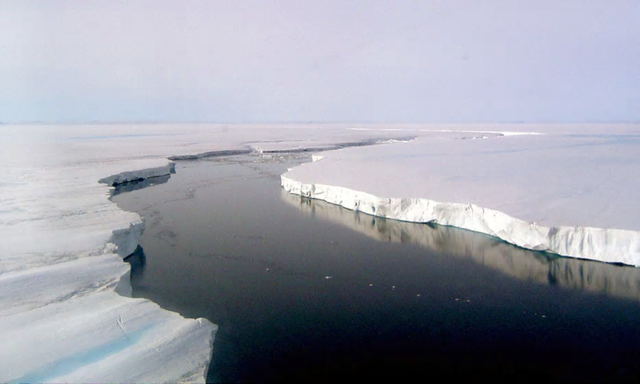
xmin=2 ymin=120 xmax=639 ymax=125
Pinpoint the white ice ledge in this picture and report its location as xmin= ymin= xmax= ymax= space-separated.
xmin=281 ymin=176 xmax=639 ymax=265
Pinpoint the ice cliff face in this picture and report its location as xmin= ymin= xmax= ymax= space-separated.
xmin=281 ymin=176 xmax=639 ymax=266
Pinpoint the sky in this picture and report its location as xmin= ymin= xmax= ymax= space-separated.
xmin=1 ymin=0 xmax=639 ymax=123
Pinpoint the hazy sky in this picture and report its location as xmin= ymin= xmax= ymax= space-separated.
xmin=1 ymin=0 xmax=639 ymax=123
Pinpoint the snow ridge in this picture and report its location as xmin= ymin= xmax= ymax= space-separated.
xmin=281 ymin=175 xmax=640 ymax=266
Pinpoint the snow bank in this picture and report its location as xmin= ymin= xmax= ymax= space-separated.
xmin=282 ymin=124 xmax=640 ymax=266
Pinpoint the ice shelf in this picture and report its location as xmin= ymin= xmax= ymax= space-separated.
xmin=282 ymin=124 xmax=640 ymax=266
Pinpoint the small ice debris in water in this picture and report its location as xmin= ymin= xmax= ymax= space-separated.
xmin=466 ymin=299 xmax=471 ymax=303
xmin=391 ymin=286 xmax=396 ymax=290
xmin=265 ymin=268 xmax=270 ymax=271
xmin=325 ymin=276 xmax=332 ymax=279
xmin=416 ymin=294 xmax=421 ymax=297
xmin=369 ymin=283 xmax=374 ymax=287
xmin=455 ymin=298 xmax=459 ymax=301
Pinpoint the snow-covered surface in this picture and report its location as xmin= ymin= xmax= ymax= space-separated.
xmin=0 ymin=124 xmax=415 ymax=382
xmin=282 ymin=124 xmax=640 ymax=266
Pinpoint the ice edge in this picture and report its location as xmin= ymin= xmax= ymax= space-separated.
xmin=281 ymin=175 xmax=640 ymax=267
xmin=99 ymin=162 xmax=216 ymax=383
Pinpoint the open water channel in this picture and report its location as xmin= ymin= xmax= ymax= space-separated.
xmin=112 ymin=154 xmax=640 ymax=383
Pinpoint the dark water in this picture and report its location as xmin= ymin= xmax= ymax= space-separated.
xmin=113 ymin=155 xmax=640 ymax=383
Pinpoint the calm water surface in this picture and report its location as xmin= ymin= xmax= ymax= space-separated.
xmin=113 ymin=154 xmax=640 ymax=383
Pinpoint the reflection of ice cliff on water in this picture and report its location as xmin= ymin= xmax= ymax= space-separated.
xmin=281 ymin=191 xmax=640 ymax=302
